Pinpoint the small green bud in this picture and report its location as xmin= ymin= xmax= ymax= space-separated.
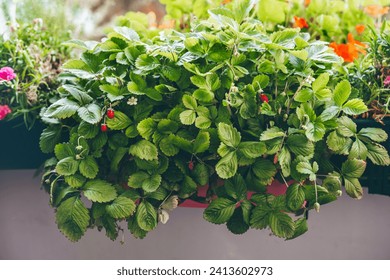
xmin=75 ymin=154 xmax=82 ymax=160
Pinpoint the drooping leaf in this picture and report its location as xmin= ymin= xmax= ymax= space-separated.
xmin=286 ymin=183 xmax=305 ymax=211
xmin=101 ymin=215 xmax=118 ymax=241
xmin=344 ymin=177 xmax=363 ymax=199
xmin=203 ymin=198 xmax=236 ymax=224
xmin=226 ymin=207 xmax=250 ymax=235
xmin=250 ymin=206 xmax=271 ymax=229
xmin=128 ymin=216 xmax=148 ymax=239
xmin=287 ymin=218 xmax=308 ymax=240
xmin=136 ymin=201 xmax=157 ymax=231
xmin=269 ymin=211 xmax=295 ymax=238
xmin=56 ymin=196 xmax=90 ymax=242
xmin=341 ymin=159 xmax=366 ymax=178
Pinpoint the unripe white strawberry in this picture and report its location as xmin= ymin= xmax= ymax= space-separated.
xmin=314 ymin=202 xmax=320 ymax=213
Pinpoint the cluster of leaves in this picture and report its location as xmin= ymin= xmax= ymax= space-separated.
xmin=0 ymin=20 xmax=71 ymax=128
xmin=113 ymin=0 xmax=390 ymax=118
xmin=39 ymin=0 xmax=390 ymax=242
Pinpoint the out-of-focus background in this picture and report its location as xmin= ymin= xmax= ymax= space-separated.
xmin=0 ymin=0 xmax=166 ymax=40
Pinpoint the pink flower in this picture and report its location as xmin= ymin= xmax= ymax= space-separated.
xmin=0 ymin=105 xmax=12 ymax=120
xmin=0 ymin=67 xmax=16 ymax=81
xmin=384 ymin=75 xmax=390 ymax=87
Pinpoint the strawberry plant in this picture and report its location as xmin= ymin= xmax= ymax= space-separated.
xmin=39 ymin=0 xmax=389 ymax=242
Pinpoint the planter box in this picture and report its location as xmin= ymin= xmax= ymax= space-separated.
xmin=0 ymin=120 xmax=48 ymax=169
xmin=355 ymin=118 xmax=390 ymax=196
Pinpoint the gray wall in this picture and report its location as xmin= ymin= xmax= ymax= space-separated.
xmin=1 ymin=169 xmax=389 ymax=260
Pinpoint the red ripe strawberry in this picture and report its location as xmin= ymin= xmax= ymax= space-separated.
xmin=188 ymin=161 xmax=194 ymax=171
xmin=101 ymin=124 xmax=108 ymax=132
xmin=107 ymin=108 xmax=115 ymax=119
xmin=259 ymin=94 xmax=269 ymax=103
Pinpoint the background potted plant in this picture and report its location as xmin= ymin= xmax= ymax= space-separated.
xmin=37 ymin=0 xmax=390 ymax=242
xmin=0 ymin=13 xmax=72 ymax=169
xmin=340 ymin=22 xmax=390 ymax=195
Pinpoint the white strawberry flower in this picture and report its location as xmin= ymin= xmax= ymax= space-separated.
xmin=127 ymin=96 xmax=138 ymax=106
